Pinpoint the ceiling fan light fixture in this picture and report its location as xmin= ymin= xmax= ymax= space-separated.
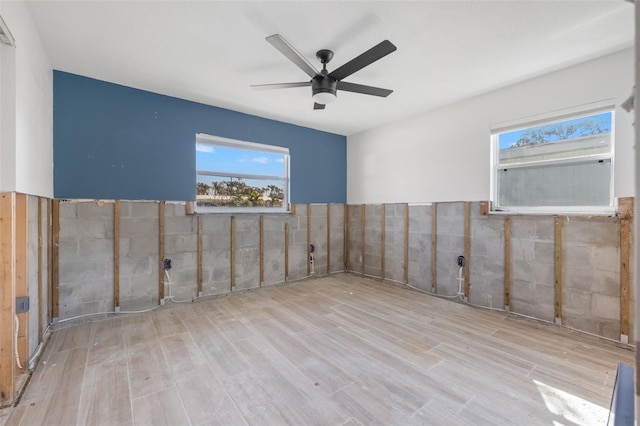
xmin=312 ymin=91 xmax=337 ymax=105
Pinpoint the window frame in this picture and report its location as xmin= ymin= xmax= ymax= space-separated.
xmin=490 ymin=106 xmax=616 ymax=215
xmin=195 ymin=133 xmax=290 ymax=214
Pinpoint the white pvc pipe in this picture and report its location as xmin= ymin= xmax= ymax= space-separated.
xmin=14 ymin=314 xmax=23 ymax=370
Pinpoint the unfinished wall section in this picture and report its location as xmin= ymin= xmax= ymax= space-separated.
xmin=310 ymin=205 xmax=328 ymax=276
xmin=27 ymin=196 xmax=39 ymax=354
xmin=510 ymin=216 xmax=555 ymax=322
xmin=563 ymin=217 xmax=620 ymax=339
xmin=383 ymin=204 xmax=405 ymax=282
xmin=328 ymin=204 xmax=345 ymax=272
xmin=436 ymin=202 xmax=464 ymax=296
xmin=287 ymin=205 xmax=309 ymax=280
xmin=235 ymin=215 xmax=260 ymax=291
xmin=407 ymin=204 xmax=431 ymax=291
xmin=58 ymin=201 xmax=114 ymax=319
xmin=347 ymin=205 xmax=363 ymax=274
xmin=364 ymin=204 xmax=382 ymax=277
xmin=263 ymin=215 xmax=285 ymax=284
xmin=120 ymin=201 xmax=158 ymax=311
xmin=164 ymin=203 xmax=198 ymax=301
xmin=469 ymin=203 xmax=505 ymax=309
xmin=201 ymin=214 xmax=231 ymax=295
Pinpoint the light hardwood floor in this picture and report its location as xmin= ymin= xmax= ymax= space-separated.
xmin=7 ymin=273 xmax=633 ymax=425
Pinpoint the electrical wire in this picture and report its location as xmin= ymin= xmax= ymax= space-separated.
xmin=14 ymin=314 xmax=23 ymax=370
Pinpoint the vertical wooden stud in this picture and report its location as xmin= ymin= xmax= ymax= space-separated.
xmin=404 ymin=203 xmax=409 ymax=284
xmin=431 ymin=203 xmax=437 ymax=292
xmin=307 ymin=204 xmax=311 ymax=276
xmin=46 ymin=199 xmax=52 ymax=324
xmin=284 ymin=222 xmax=289 ymax=281
xmin=504 ymin=217 xmax=512 ymax=310
xmin=326 ymin=205 xmax=331 ymax=273
xmin=37 ymin=198 xmax=43 ymax=342
xmin=259 ymin=215 xmax=264 ymax=286
xmin=361 ymin=204 xmax=366 ymax=275
xmin=230 ymin=215 xmax=236 ymax=290
xmin=197 ymin=215 xmax=203 ymax=296
xmin=381 ymin=204 xmax=386 ymax=278
xmin=345 ymin=205 xmax=350 ymax=271
xmin=15 ymin=194 xmax=28 ymax=371
xmin=52 ymin=199 xmax=60 ymax=320
xmin=158 ymin=201 xmax=165 ymax=301
xmin=0 ymin=193 xmax=16 ymax=404
xmin=554 ymin=217 xmax=563 ymax=324
xmin=464 ymin=202 xmax=471 ymax=299
xmin=185 ymin=201 xmax=195 ymax=215
xmin=620 ymin=218 xmax=631 ymax=343
xmin=113 ymin=200 xmax=120 ymax=310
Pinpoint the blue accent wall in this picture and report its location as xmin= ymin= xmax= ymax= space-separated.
xmin=53 ymin=71 xmax=346 ymax=203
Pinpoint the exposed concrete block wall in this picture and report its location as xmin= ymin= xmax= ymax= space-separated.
xmin=58 ymin=201 xmax=114 ymax=319
xmin=234 ymin=215 xmax=260 ymax=291
xmin=263 ymin=216 xmax=285 ymax=284
xmin=347 ymin=205 xmax=363 ymax=273
xmin=563 ymin=217 xmax=620 ymax=339
xmin=164 ymin=203 xmax=198 ymax=300
xmin=407 ymin=205 xmax=431 ymax=291
xmin=328 ymin=204 xmax=345 ymax=272
xmin=201 ymin=214 xmax=231 ymax=295
xmin=310 ymin=205 xmax=328 ymax=276
xmin=510 ymin=216 xmax=555 ymax=322
xmin=383 ymin=204 xmax=405 ymax=283
xmin=436 ymin=202 xmax=465 ymax=296
xmin=469 ymin=203 xmax=505 ymax=309
xmin=120 ymin=201 xmax=158 ymax=311
xmin=287 ymin=205 xmax=309 ymax=280
xmin=55 ymin=201 xmax=345 ymax=324
xmin=364 ymin=204 xmax=382 ymax=277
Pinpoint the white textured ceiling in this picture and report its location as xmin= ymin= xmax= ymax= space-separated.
xmin=26 ymin=1 xmax=634 ymax=136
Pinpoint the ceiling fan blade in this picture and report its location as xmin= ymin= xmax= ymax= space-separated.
xmin=313 ymin=103 xmax=326 ymax=110
xmin=337 ymin=81 xmax=393 ymax=97
xmin=251 ymin=82 xmax=311 ymax=90
xmin=329 ymin=40 xmax=397 ymax=81
xmin=266 ymin=34 xmax=320 ymax=79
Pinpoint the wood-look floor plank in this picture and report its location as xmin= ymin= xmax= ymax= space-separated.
xmin=132 ymin=386 xmax=190 ymax=426
xmin=12 ymin=274 xmax=633 ymax=426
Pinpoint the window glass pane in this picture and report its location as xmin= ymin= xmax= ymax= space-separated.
xmin=196 ymin=174 xmax=285 ymax=208
xmin=498 ymin=112 xmax=612 ymax=165
xmin=196 ymin=143 xmax=285 ymax=177
xmin=498 ymin=159 xmax=610 ymax=207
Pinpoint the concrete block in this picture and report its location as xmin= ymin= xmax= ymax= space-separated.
xmin=564 ymin=219 xmax=619 ymax=246
xmin=202 ymin=234 xmax=230 ymax=251
xmin=120 ymin=256 xmax=154 ymax=277
xmin=128 ymin=202 xmax=159 ymax=219
xmin=165 ymin=216 xmax=196 ymax=235
xmin=59 ymin=258 xmax=111 ymax=284
xmin=590 ymin=245 xmax=620 ymax=273
xmin=120 ymin=218 xmax=158 ymax=238
xmin=533 ymin=242 xmax=554 ymax=263
xmin=511 ymin=279 xmax=535 ymax=303
xmin=59 ymin=240 xmax=80 ymax=260
xmin=77 ymin=201 xmax=114 ymax=219
xmin=563 ymin=245 xmax=593 ymax=268
xmin=591 ymin=294 xmax=620 ymax=321
xmin=60 ymin=203 xmax=78 ymax=219
xmin=165 ymin=234 xmax=198 ymax=254
xmin=60 ymin=218 xmax=110 ymax=240
xmin=202 ymin=215 xmax=231 ymax=234
xmin=79 ymin=238 xmax=113 ymax=259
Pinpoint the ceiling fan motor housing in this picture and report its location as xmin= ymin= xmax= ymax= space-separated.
xmin=312 ymin=75 xmax=337 ymax=99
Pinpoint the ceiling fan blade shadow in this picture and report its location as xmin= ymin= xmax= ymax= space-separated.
xmin=266 ymin=34 xmax=320 ymax=79
xmin=329 ymin=40 xmax=396 ymax=81
xmin=337 ymin=81 xmax=393 ymax=97
xmin=314 ymin=103 xmax=326 ymax=110
xmin=251 ymin=82 xmax=311 ymax=90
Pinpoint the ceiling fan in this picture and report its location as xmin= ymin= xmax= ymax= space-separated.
xmin=251 ymin=34 xmax=397 ymax=110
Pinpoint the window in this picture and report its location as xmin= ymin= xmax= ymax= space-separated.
xmin=491 ymin=109 xmax=614 ymax=214
xmin=195 ymin=134 xmax=290 ymax=213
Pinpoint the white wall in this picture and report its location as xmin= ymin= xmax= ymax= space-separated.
xmin=0 ymin=2 xmax=52 ymax=197
xmin=347 ymin=48 xmax=635 ymax=204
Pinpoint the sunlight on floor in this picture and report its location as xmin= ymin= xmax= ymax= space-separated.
xmin=535 ymin=380 xmax=609 ymax=426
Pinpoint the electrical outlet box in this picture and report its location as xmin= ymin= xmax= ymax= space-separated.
xmin=16 ymin=296 xmax=29 ymax=313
